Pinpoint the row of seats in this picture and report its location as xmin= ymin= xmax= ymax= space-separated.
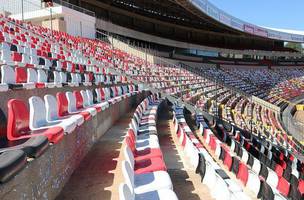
xmin=197 ymin=115 xmax=304 ymax=200
xmin=0 ymin=84 xmax=140 ymax=183
xmin=172 ymin=104 xmax=251 ymax=200
xmin=119 ymin=94 xmax=178 ymax=200
xmin=193 ymin=81 xmax=301 ymax=156
xmin=0 ymin=65 xmax=125 ymax=92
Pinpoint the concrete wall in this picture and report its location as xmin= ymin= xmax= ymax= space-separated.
xmin=0 ymin=86 xmax=148 ymax=200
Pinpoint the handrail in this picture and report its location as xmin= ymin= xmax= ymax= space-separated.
xmin=53 ymin=0 xmax=95 ymax=17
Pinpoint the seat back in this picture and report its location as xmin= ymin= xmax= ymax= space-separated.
xmin=60 ymin=72 xmax=67 ymax=83
xmin=15 ymin=67 xmax=27 ymax=83
xmin=27 ymin=68 xmax=38 ymax=83
xmin=53 ymin=71 xmax=61 ymax=84
xmin=125 ymin=136 xmax=136 ymax=153
xmin=119 ymin=183 xmax=135 ymax=200
xmin=1 ymin=65 xmax=15 ymax=84
xmin=73 ymin=91 xmax=84 ymax=109
xmin=237 ymin=162 xmax=249 ymax=185
xmin=1 ymin=43 xmax=11 ymax=62
xmin=37 ymin=69 xmax=47 ymax=83
xmin=121 ymin=161 xmax=135 ymax=191
xmin=29 ymin=96 xmax=47 ymax=129
xmin=66 ymin=91 xmax=78 ymax=112
xmin=45 ymin=95 xmax=59 ymax=121
xmin=124 ymin=146 xmax=135 ymax=168
xmin=276 ymin=177 xmax=290 ymax=197
xmin=100 ymin=88 xmax=106 ymax=100
xmin=196 ymin=153 xmax=206 ymax=180
xmin=7 ymin=99 xmax=30 ymax=140
xmin=252 ymin=158 xmax=261 ymax=174
xmin=266 ymin=169 xmax=279 ymax=188
xmin=80 ymin=90 xmax=90 ymax=107
xmin=93 ymin=88 xmax=100 ymax=103
xmin=86 ymin=90 xmax=94 ymax=105
xmin=247 ymin=171 xmax=261 ymax=197
xmin=241 ymin=148 xmax=249 ymax=163
xmin=57 ymin=92 xmax=69 ymax=117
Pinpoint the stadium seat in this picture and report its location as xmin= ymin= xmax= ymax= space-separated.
xmin=29 ymin=96 xmax=76 ymax=134
xmin=44 ymin=95 xmax=84 ymax=126
xmin=124 ymin=146 xmax=167 ymax=175
xmin=7 ymin=99 xmax=64 ymax=143
xmin=119 ymin=183 xmax=178 ymax=200
xmin=15 ymin=67 xmax=35 ymax=89
xmin=125 ymin=137 xmax=162 ymax=161
xmin=0 ymin=150 xmax=27 ymax=183
xmin=122 ymin=160 xmax=172 ymax=194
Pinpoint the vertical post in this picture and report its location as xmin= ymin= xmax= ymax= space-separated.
xmin=250 ymin=95 xmax=253 ymax=138
xmin=80 ymin=21 xmax=82 ymax=37
xmin=21 ymin=0 xmax=24 ymax=21
xmin=215 ymin=77 xmax=218 ymax=117
xmin=145 ymin=43 xmax=147 ymax=68
xmin=50 ymin=7 xmax=53 ymax=36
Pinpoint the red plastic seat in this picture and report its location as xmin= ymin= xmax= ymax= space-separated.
xmin=236 ymin=162 xmax=249 ymax=185
xmin=57 ymin=92 xmax=91 ymax=121
xmin=209 ymin=135 xmax=217 ymax=151
xmin=12 ymin=52 xmax=22 ymax=62
xmin=134 ymin=157 xmax=167 ymax=175
xmin=7 ymin=99 xmax=64 ymax=144
xmin=125 ymin=136 xmax=163 ymax=161
xmin=223 ymin=150 xmax=232 ymax=170
xmin=276 ymin=177 xmax=290 ymax=197
xmin=275 ymin=164 xmax=283 ymax=177
xmin=298 ymin=180 xmax=304 ymax=196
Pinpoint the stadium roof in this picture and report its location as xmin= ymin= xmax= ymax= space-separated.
xmin=73 ymin=0 xmax=303 ymax=52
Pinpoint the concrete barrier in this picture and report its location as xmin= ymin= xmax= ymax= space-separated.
xmin=0 ymin=88 xmax=148 ymax=200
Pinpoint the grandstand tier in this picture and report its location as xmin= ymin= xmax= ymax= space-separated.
xmin=0 ymin=1 xmax=303 ymax=200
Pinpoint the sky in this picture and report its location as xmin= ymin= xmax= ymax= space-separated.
xmin=208 ymin=0 xmax=304 ymax=31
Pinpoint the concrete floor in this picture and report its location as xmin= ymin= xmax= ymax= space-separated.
xmin=56 ymin=112 xmax=133 ymax=200
xmin=157 ymin=104 xmax=214 ymax=200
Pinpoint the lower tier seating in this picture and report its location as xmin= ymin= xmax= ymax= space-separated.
xmin=0 ymin=84 xmax=141 ymax=182
xmin=119 ymin=94 xmax=178 ymax=200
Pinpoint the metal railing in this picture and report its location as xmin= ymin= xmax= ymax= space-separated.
xmin=53 ymin=0 xmax=95 ymax=17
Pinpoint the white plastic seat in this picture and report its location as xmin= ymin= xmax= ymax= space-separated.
xmin=43 ymin=58 xmax=52 ymax=70
xmin=122 ymin=161 xmax=172 ymax=194
xmin=130 ymin=125 xmax=159 ymax=142
xmin=231 ymin=191 xmax=251 ymax=200
xmin=69 ymin=73 xmax=79 ymax=87
xmin=203 ymin=161 xmax=217 ymax=190
xmin=230 ymin=140 xmax=236 ymax=152
xmin=66 ymin=92 xmax=97 ymax=116
xmin=1 ymin=43 xmax=13 ymax=65
xmin=30 ymin=55 xmax=39 ymax=66
xmin=29 ymin=96 xmax=76 ymax=134
xmin=119 ymin=183 xmax=178 ymax=200
xmin=213 ymin=176 xmax=230 ymax=200
xmin=241 ymin=148 xmax=249 ymax=163
xmin=1 ymin=65 xmax=31 ymax=89
xmin=266 ymin=169 xmax=279 ymax=188
xmin=215 ymin=140 xmax=222 ymax=159
xmin=37 ymin=69 xmax=55 ymax=88
xmin=252 ymin=158 xmax=261 ymax=174
xmin=21 ymin=54 xmax=30 ymax=66
xmin=44 ymin=94 xmax=84 ymax=126
xmin=86 ymin=90 xmax=109 ymax=110
xmin=55 ymin=61 xmax=62 ymax=71
xmin=53 ymin=71 xmax=63 ymax=87
xmin=94 ymin=74 xmax=101 ymax=85
xmin=83 ymin=74 xmax=92 ymax=86
xmin=60 ymin=72 xmax=67 ymax=85
xmin=247 ymin=170 xmax=261 ymax=197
